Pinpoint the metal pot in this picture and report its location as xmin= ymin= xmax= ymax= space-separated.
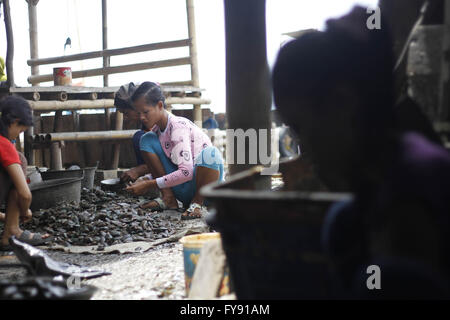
xmin=100 ymin=178 xmax=125 ymax=192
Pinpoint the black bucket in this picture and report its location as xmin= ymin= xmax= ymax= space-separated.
xmin=40 ymin=167 xmax=96 ymax=190
xmin=202 ymin=166 xmax=353 ymax=299
xmin=40 ymin=169 xmax=83 ymax=181
xmin=30 ymin=177 xmax=82 ymax=211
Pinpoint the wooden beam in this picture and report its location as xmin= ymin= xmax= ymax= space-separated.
xmin=27 ymin=57 xmax=192 ymax=84
xmin=28 ymin=99 xmax=115 ymax=111
xmin=43 ymin=130 xmax=139 ymax=142
xmin=102 ymin=0 xmax=109 ymax=87
xmin=27 ymin=0 xmax=39 ymax=77
xmin=51 ymin=109 xmax=64 ymax=170
xmin=11 ymin=86 xmax=120 ymax=93
xmin=166 ymin=97 xmax=210 ymax=105
xmin=102 ymin=0 xmax=111 ymax=168
xmin=111 ymin=111 xmax=123 ymax=169
xmin=27 ymin=39 xmax=191 ymax=66
xmin=186 ymin=0 xmax=202 ymax=127
xmin=3 ymin=0 xmax=14 ymax=87
xmin=11 ymin=85 xmax=203 ymax=93
xmin=26 ymin=1 xmax=38 ymax=165
xmin=27 ymin=97 xmax=210 ymax=111
xmin=224 ymin=0 xmax=272 ymax=175
xmin=160 ymin=80 xmax=194 ymax=87
xmin=50 ymin=142 xmax=63 ymax=170
xmin=186 ymin=0 xmax=200 ymax=88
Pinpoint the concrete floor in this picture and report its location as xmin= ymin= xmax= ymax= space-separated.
xmin=0 ymin=241 xmax=188 ymax=300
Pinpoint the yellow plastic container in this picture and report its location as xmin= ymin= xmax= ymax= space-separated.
xmin=179 ymin=232 xmax=230 ymax=296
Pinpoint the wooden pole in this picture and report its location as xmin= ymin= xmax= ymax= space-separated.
xmin=27 ymin=0 xmax=39 ymax=77
xmin=25 ymin=0 xmax=40 ymax=166
xmin=102 ymin=0 xmax=109 ymax=87
xmin=224 ymin=0 xmax=272 ymax=175
xmin=3 ymin=0 xmax=14 ymax=87
xmin=111 ymin=111 xmax=123 ymax=169
xmin=72 ymin=109 xmax=86 ymax=167
xmin=50 ymin=142 xmax=63 ymax=170
xmin=102 ymin=0 xmax=116 ymax=169
xmin=186 ymin=0 xmax=202 ymax=127
xmin=50 ymin=110 xmax=64 ymax=170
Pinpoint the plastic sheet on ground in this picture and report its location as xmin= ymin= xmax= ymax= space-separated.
xmin=10 ymin=237 xmax=111 ymax=279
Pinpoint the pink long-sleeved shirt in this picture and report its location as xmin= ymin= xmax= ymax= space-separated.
xmin=153 ymin=113 xmax=212 ymax=188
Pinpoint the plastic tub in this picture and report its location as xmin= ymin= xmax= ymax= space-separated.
xmin=179 ymin=232 xmax=230 ymax=296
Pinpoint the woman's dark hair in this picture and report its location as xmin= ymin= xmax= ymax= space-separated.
xmin=114 ymin=82 xmax=137 ymax=110
xmin=0 ymin=95 xmax=33 ymax=138
xmin=131 ymin=81 xmax=165 ymax=108
xmin=272 ymin=6 xmax=396 ymax=159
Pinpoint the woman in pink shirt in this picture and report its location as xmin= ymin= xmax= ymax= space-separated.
xmin=125 ymin=82 xmax=224 ymax=219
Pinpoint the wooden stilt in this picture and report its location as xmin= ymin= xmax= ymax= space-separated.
xmin=186 ymin=0 xmax=202 ymax=127
xmin=224 ymin=0 xmax=272 ymax=175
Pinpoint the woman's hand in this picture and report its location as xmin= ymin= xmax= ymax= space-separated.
xmin=120 ymin=164 xmax=150 ymax=183
xmin=125 ymin=179 xmax=157 ymax=196
xmin=121 ymin=168 xmax=140 ymax=183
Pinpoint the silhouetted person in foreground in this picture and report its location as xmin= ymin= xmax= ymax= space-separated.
xmin=272 ymin=6 xmax=450 ymax=299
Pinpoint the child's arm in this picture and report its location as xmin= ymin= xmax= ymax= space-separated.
xmin=5 ymin=163 xmax=32 ymax=214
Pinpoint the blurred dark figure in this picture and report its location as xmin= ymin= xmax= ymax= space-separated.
xmin=272 ymin=6 xmax=450 ymax=299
